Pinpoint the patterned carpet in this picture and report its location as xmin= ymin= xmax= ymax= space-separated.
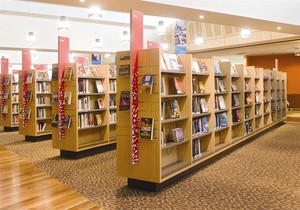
xmin=0 ymin=122 xmax=299 ymax=210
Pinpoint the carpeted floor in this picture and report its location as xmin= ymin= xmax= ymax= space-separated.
xmin=0 ymin=122 xmax=299 ymax=210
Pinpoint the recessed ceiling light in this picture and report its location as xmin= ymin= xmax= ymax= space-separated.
xmin=277 ymin=26 xmax=281 ymax=30
xmin=199 ymin=15 xmax=204 ymax=19
xmin=79 ymin=0 xmax=85 ymax=2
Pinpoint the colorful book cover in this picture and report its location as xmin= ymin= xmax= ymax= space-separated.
xmin=119 ymin=91 xmax=130 ymax=110
xmin=140 ymin=117 xmax=154 ymax=139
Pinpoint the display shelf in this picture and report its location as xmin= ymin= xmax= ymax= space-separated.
xmin=0 ymin=73 xmax=20 ymax=131
xmin=117 ymin=48 xmax=288 ymax=192
xmin=19 ymin=70 xmax=52 ymax=140
xmin=52 ymin=63 xmax=116 ymax=156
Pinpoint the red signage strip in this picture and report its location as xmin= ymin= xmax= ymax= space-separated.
xmin=1 ymin=58 xmax=9 ymax=120
xmin=58 ymin=36 xmax=70 ymax=139
xmin=22 ymin=50 xmax=31 ymax=127
xmin=130 ymin=9 xmax=144 ymax=164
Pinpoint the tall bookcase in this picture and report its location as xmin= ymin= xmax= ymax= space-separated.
xmin=254 ymin=68 xmax=264 ymax=130
xmin=52 ymin=63 xmax=116 ymax=158
xmin=19 ymin=70 xmax=52 ymax=141
xmin=263 ymin=70 xmax=272 ymax=125
xmin=116 ymin=48 xmax=288 ymax=192
xmin=231 ymin=64 xmax=244 ymax=142
xmin=0 ymin=74 xmax=20 ymax=131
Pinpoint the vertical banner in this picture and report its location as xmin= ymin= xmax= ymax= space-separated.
xmin=147 ymin=41 xmax=160 ymax=49
xmin=174 ymin=20 xmax=187 ymax=54
xmin=130 ymin=9 xmax=143 ymax=164
xmin=1 ymin=58 xmax=9 ymax=120
xmin=22 ymin=50 xmax=31 ymax=127
xmin=58 ymin=36 xmax=70 ymax=139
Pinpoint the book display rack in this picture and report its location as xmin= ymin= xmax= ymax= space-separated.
xmin=0 ymin=74 xmax=20 ymax=131
xmin=19 ymin=70 xmax=52 ymax=141
xmin=52 ymin=63 xmax=116 ymax=158
xmin=116 ymin=48 xmax=288 ymax=192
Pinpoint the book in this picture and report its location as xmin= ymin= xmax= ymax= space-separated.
xmin=63 ymin=91 xmax=72 ymax=105
xmin=63 ymin=115 xmax=72 ymax=128
xmin=161 ymin=53 xmax=173 ymax=70
xmin=172 ymin=127 xmax=184 ymax=142
xmin=97 ymin=98 xmax=105 ymax=109
xmin=173 ymin=77 xmax=185 ymax=94
xmin=3 ymin=90 xmax=9 ymax=99
xmin=214 ymin=62 xmax=223 ymax=74
xmin=168 ymin=54 xmax=180 ymax=71
xmin=218 ymin=79 xmax=226 ymax=92
xmin=192 ymin=139 xmax=201 ymax=159
xmin=161 ymin=76 xmax=166 ymax=95
xmin=231 ymin=81 xmax=239 ymax=91
xmin=202 ymin=117 xmax=209 ymax=133
xmin=2 ymin=105 xmax=8 ymax=114
xmin=244 ymin=67 xmax=250 ymax=77
xmin=26 ymin=73 xmax=33 ymax=84
xmin=140 ymin=117 xmax=154 ymax=139
xmin=218 ymin=95 xmax=226 ymax=110
xmin=118 ymin=56 xmax=130 ymax=77
xmin=95 ymin=80 xmax=104 ymax=93
xmin=161 ymin=127 xmax=167 ymax=148
xmin=95 ymin=114 xmax=103 ymax=125
xmin=24 ymin=109 xmax=31 ymax=119
xmin=200 ymin=98 xmax=209 ymax=113
xmin=232 ymin=94 xmax=240 ymax=107
xmin=192 ymin=60 xmax=200 ymax=73
xmin=245 ymin=93 xmax=253 ymax=105
xmin=219 ymin=112 xmax=228 ymax=127
xmin=119 ymin=91 xmax=130 ymax=110
xmin=52 ymin=92 xmax=59 ymax=104
xmin=169 ymin=100 xmax=181 ymax=118
xmin=140 ymin=74 xmax=154 ymax=94
xmin=12 ymin=74 xmax=19 ymax=83
xmin=198 ymin=61 xmax=208 ymax=74
xmin=52 ymin=66 xmax=59 ymax=81
xmin=37 ymin=71 xmax=49 ymax=80
xmin=51 ymin=114 xmax=59 ymax=127
xmin=231 ymin=65 xmax=239 ymax=76
xmin=4 ymin=76 xmax=10 ymax=85
xmin=63 ymin=66 xmax=73 ymax=81
xmin=199 ymin=81 xmax=205 ymax=93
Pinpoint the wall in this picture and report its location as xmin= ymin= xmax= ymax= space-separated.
xmin=246 ymin=53 xmax=300 ymax=108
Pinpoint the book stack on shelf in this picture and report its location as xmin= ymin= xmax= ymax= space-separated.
xmin=0 ymin=73 xmax=20 ymax=131
xmin=214 ymin=62 xmax=231 ymax=150
xmin=19 ymin=70 xmax=52 ymax=140
xmin=243 ymin=66 xmax=255 ymax=135
xmin=263 ymin=70 xmax=272 ymax=125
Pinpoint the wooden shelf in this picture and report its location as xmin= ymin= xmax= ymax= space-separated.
xmin=161 ymin=117 xmax=189 ymax=124
xmin=161 ymin=139 xmax=189 ymax=150
xmin=192 ymin=112 xmax=211 ymax=118
xmin=161 ymin=161 xmax=190 ymax=179
xmin=192 ymin=131 xmax=212 ymax=140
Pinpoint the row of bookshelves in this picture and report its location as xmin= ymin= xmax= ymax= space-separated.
xmin=116 ymin=49 xmax=287 ymax=191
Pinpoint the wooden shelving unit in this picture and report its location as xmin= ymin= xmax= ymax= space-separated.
xmin=19 ymin=70 xmax=52 ymax=141
xmin=0 ymin=74 xmax=20 ymax=131
xmin=231 ymin=64 xmax=244 ymax=143
xmin=116 ymin=48 xmax=288 ymax=192
xmin=52 ymin=63 xmax=116 ymax=158
xmin=263 ymin=69 xmax=272 ymax=125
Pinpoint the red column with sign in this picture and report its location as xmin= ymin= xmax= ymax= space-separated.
xmin=1 ymin=58 xmax=9 ymax=120
xmin=22 ymin=50 xmax=31 ymax=127
xmin=130 ymin=9 xmax=144 ymax=164
xmin=58 ymin=36 xmax=69 ymax=139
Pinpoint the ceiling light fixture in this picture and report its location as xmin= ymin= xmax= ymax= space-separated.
xmin=57 ymin=16 xmax=69 ymax=31
xmin=195 ymin=35 xmax=204 ymax=45
xmin=240 ymin=29 xmax=251 ymax=38
xmin=88 ymin=7 xmax=102 ymax=19
xmin=161 ymin=43 xmax=169 ymax=51
xmin=199 ymin=15 xmax=204 ymax=19
xmin=156 ymin=20 xmax=166 ymax=35
xmin=79 ymin=0 xmax=85 ymax=2
xmin=104 ymin=53 xmax=111 ymax=59
xmin=276 ymin=26 xmax=281 ymax=30
xmin=26 ymin=31 xmax=35 ymax=43
xmin=295 ymin=49 xmax=300 ymax=56
xmin=121 ymin=30 xmax=130 ymax=42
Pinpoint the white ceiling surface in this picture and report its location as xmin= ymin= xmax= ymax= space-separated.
xmin=144 ymin=0 xmax=300 ymax=26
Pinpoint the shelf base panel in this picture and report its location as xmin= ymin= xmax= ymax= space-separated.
xmin=60 ymin=142 xmax=116 ymax=159
xmin=4 ymin=126 xmax=19 ymax=132
xmin=127 ymin=120 xmax=284 ymax=192
xmin=25 ymin=134 xmax=52 ymax=142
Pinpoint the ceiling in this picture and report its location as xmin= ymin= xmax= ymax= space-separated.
xmin=9 ymin=0 xmax=300 ymax=56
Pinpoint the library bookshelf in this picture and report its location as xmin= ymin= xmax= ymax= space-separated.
xmin=116 ymin=48 xmax=287 ymax=192
xmin=0 ymin=74 xmax=20 ymax=131
xmin=19 ymin=70 xmax=52 ymax=141
xmin=52 ymin=63 xmax=116 ymax=158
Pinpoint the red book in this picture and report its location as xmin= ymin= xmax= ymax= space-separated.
xmin=173 ymin=77 xmax=185 ymax=94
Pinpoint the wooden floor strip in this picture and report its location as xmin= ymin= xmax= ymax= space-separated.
xmin=0 ymin=145 xmax=100 ymax=210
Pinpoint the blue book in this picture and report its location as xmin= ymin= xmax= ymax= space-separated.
xmin=202 ymin=117 xmax=209 ymax=133
xmin=219 ymin=112 xmax=228 ymax=127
